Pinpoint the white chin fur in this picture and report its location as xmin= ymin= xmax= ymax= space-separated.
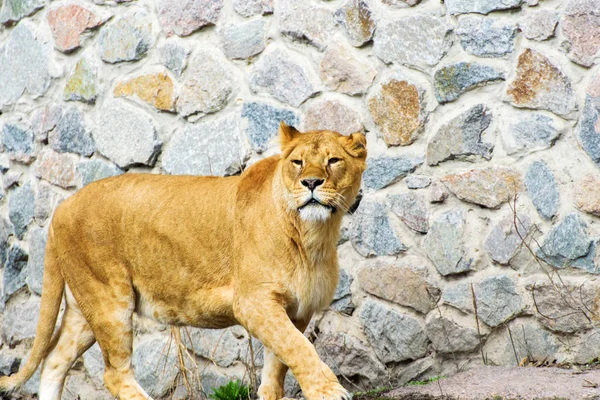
xmin=299 ymin=204 xmax=332 ymax=222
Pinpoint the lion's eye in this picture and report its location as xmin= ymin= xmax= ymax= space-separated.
xmin=328 ymin=158 xmax=341 ymax=165
xmin=292 ymin=159 xmax=303 ymax=167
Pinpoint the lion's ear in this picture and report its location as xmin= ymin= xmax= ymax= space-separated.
xmin=342 ymin=132 xmax=367 ymax=159
xmin=279 ymin=121 xmax=301 ymax=149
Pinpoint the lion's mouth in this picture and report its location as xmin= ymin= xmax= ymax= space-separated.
xmin=298 ymin=198 xmax=335 ymax=212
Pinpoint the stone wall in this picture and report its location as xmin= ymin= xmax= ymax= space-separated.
xmin=2 ymin=0 xmax=600 ymax=398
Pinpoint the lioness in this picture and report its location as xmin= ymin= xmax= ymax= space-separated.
xmin=0 ymin=123 xmax=367 ymax=400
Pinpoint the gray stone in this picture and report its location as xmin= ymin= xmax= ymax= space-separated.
xmin=26 ymin=226 xmax=47 ymax=296
xmin=50 ymin=107 xmax=95 ymax=156
xmin=334 ymin=0 xmax=375 ymax=47
xmin=505 ymin=49 xmax=578 ymax=118
xmin=250 ymin=46 xmax=319 ymax=107
xmin=382 ymin=0 xmax=421 ymax=7
xmin=429 ymin=182 xmax=448 ymax=203
xmin=2 ymin=293 xmax=41 ymax=345
xmin=537 ymin=213 xmax=593 ymax=269
xmin=320 ymin=39 xmax=376 ymax=95
xmin=302 ymin=98 xmax=363 ymax=135
xmin=578 ymin=76 xmax=600 ymax=166
xmin=427 ymin=104 xmax=494 ymax=166
xmin=456 ymin=16 xmax=517 ymax=58
xmin=0 ymin=353 xmax=20 ymax=376
xmin=233 ymin=0 xmax=272 ymax=17
xmin=362 ymin=154 xmax=423 ymax=191
xmin=425 ymin=316 xmax=480 ymax=353
xmin=562 ymin=0 xmax=600 ymax=67
xmin=1 ymin=122 xmax=35 ymax=163
xmin=519 ymin=10 xmax=558 ymax=41
xmin=241 ymin=102 xmax=298 ymax=153
xmin=4 ymin=172 xmax=21 ymax=191
xmin=186 ymin=327 xmax=245 ymax=368
xmin=3 ymin=245 xmax=28 ymax=305
xmin=315 ymin=332 xmax=385 ymax=382
xmin=0 ymin=218 xmax=12 ymax=267
xmin=94 ymin=103 xmax=161 ymax=169
xmin=338 ymin=216 xmax=352 ymax=245
xmin=331 ymin=268 xmax=354 ymax=315
xmin=0 ymin=0 xmax=45 ymax=24
xmin=484 ymin=213 xmax=532 ymax=265
xmin=156 ymin=0 xmax=222 ymax=37
xmin=8 ymin=183 xmax=35 ymax=240
xmin=373 ymin=16 xmax=453 ymax=71
xmin=405 ymin=175 xmax=431 ymax=189
xmin=441 ymin=281 xmax=473 ymax=314
xmin=158 ymin=40 xmax=190 ymax=77
xmin=83 ymin=343 xmax=105 ymax=387
xmin=424 ymin=209 xmax=473 ymax=276
xmin=360 ymin=299 xmax=428 ymax=363
xmin=350 ymin=200 xmax=406 ymax=257
xmin=34 ymin=181 xmax=65 ymax=225
xmin=474 ymin=275 xmax=523 ymax=327
xmin=0 ymin=21 xmax=53 ymax=111
xmin=279 ymin=0 xmax=337 ymax=51
xmin=176 ymin=50 xmax=238 ymax=118
xmin=132 ymin=334 xmax=179 ymax=397
xmin=98 ymin=8 xmax=154 ymax=63
xmin=64 ymin=56 xmax=99 ymax=104
xmin=570 ymin=239 xmax=600 ymax=274
xmin=358 ymin=265 xmax=441 ymax=314
xmin=219 ymin=19 xmax=266 ymax=60
xmin=503 ymin=113 xmax=561 ymax=156
xmin=78 ymin=159 xmax=124 ymax=187
xmin=574 ymin=330 xmax=600 ymax=364
xmin=32 ymin=105 xmax=62 ymax=142
xmin=445 ymin=0 xmax=523 ymax=15
xmin=389 ymin=192 xmax=429 ymax=233
xmin=525 ymin=160 xmax=559 ymax=220
xmin=434 ymin=62 xmax=504 ymax=104
xmin=163 ymin=113 xmax=251 ymax=177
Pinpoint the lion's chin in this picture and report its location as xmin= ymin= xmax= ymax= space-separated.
xmin=298 ymin=203 xmax=333 ymax=222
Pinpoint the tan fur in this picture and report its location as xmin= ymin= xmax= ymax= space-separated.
xmin=0 ymin=124 xmax=366 ymax=400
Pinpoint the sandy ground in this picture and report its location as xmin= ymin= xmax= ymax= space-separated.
xmin=385 ymin=366 xmax=600 ymax=399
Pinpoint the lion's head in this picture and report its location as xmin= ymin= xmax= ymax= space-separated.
xmin=278 ymin=122 xmax=367 ymax=223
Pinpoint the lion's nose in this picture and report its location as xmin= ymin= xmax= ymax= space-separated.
xmin=301 ymin=178 xmax=324 ymax=191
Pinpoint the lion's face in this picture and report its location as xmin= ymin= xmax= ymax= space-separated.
xmin=278 ymin=123 xmax=367 ymax=223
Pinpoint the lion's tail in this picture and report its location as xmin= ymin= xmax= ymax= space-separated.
xmin=0 ymin=226 xmax=64 ymax=392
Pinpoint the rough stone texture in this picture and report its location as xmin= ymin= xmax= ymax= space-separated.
xmin=484 ymin=213 xmax=532 ymax=265
xmin=360 ymin=299 xmax=428 ymax=363
xmin=219 ymin=19 xmax=267 ymax=60
xmin=163 ymin=113 xmax=250 ymax=177
xmin=537 ymin=213 xmax=593 ymax=270
xmin=233 ymin=0 xmax=273 ymax=17
xmin=441 ymin=167 xmax=522 ymax=209
xmin=78 ymin=159 xmax=124 ymax=187
xmin=132 ymin=335 xmax=179 ymax=397
xmin=441 ymin=281 xmax=473 ymax=314
xmin=373 ymin=16 xmax=453 ymax=71
xmin=34 ymin=181 xmax=64 ymax=225
xmin=519 ymin=10 xmax=559 ymax=41
xmin=506 ymin=49 xmax=578 ymax=118
xmin=94 ymin=103 xmax=161 ymax=169
xmin=334 ymin=0 xmax=375 ymax=47
xmin=186 ymin=327 xmax=246 ymax=368
xmin=425 ymin=316 xmax=480 ymax=353
xmin=3 ymin=245 xmax=28 ymax=305
xmin=158 ymin=40 xmax=189 ymax=77
xmin=1 ymin=294 xmax=41 ymax=345
xmin=320 ymin=40 xmax=376 ymax=95
xmin=302 ymin=98 xmax=363 ymax=136
xmin=98 ymin=8 xmax=154 ymax=63
xmin=48 ymin=4 xmax=105 ymax=52
xmin=114 ymin=72 xmax=175 ymax=112
xmin=524 ymin=160 xmax=559 ymax=220
xmin=8 ymin=183 xmax=35 ymax=240
xmin=241 ymin=102 xmax=298 ymax=153
xmin=389 ymin=192 xmax=429 ymax=233
xmin=445 ymin=0 xmax=523 ymax=15
xmin=250 ymin=46 xmax=319 ymax=107
xmin=575 ymin=174 xmax=600 ymax=216
xmin=32 ymin=105 xmax=62 ymax=142
xmin=475 ymin=275 xmax=523 ymax=327
xmin=427 ymin=104 xmax=494 ymax=166
xmin=574 ymin=330 xmax=600 ymax=364
xmin=64 ymin=56 xmax=99 ymax=104
xmin=434 ymin=63 xmax=504 ymax=104
xmin=405 ymin=175 xmax=431 ymax=189
xmin=0 ymin=21 xmax=53 ymax=110
xmin=503 ymin=113 xmax=561 ymax=156
xmin=331 ymin=268 xmax=354 ymax=315
xmin=362 ymin=154 xmax=423 ymax=191
xmin=456 ymin=16 xmax=517 ymax=58
xmin=279 ymin=1 xmax=337 ymax=51
xmin=177 ymin=50 xmax=237 ymax=118
xmin=578 ymin=73 xmax=600 ymax=166
xmin=350 ymin=200 xmax=406 ymax=257
xmin=0 ymin=0 xmax=45 ymax=25
xmin=1 ymin=122 xmax=35 ymax=163
xmin=368 ymin=77 xmax=427 ymax=146
xmin=424 ymin=208 xmax=473 ymax=276
xmin=562 ymin=0 xmax=600 ymax=67
xmin=358 ymin=265 xmax=440 ymax=314
xmin=50 ymin=107 xmax=95 ymax=156
xmin=26 ymin=226 xmax=47 ymax=296
xmin=156 ymin=0 xmax=222 ymax=37
xmin=34 ymin=149 xmax=80 ymax=189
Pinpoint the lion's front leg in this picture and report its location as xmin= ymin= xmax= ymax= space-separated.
xmin=235 ymin=296 xmax=348 ymax=400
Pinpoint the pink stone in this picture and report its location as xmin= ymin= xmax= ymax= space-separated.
xmin=562 ymin=0 xmax=600 ymax=67
xmin=156 ymin=0 xmax=223 ymax=37
xmin=34 ymin=149 xmax=79 ymax=189
xmin=48 ymin=4 xmax=105 ymax=53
